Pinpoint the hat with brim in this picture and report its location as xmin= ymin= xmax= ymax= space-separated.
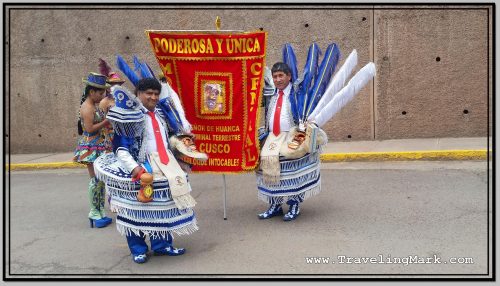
xmin=106 ymin=72 xmax=126 ymax=85
xmin=106 ymin=85 xmax=145 ymax=137
xmin=82 ymin=72 xmax=111 ymax=89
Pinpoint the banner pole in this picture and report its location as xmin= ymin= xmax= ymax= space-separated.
xmin=222 ymin=174 xmax=227 ymax=220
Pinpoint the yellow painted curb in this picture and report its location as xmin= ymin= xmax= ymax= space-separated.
xmin=7 ymin=150 xmax=490 ymax=170
xmin=7 ymin=162 xmax=85 ymax=171
xmin=320 ymin=150 xmax=489 ymax=162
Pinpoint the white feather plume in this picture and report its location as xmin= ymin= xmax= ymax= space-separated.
xmin=160 ymin=82 xmax=192 ymax=133
xmin=264 ymin=66 xmax=274 ymax=88
xmin=308 ymin=49 xmax=358 ymax=120
xmin=311 ymin=62 xmax=376 ymax=127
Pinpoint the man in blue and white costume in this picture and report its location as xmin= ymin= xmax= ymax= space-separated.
xmin=257 ymin=62 xmax=327 ymax=222
xmin=257 ymin=43 xmax=376 ymax=222
xmin=95 ymin=77 xmax=206 ymax=264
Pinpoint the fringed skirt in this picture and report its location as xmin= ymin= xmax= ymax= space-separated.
xmin=94 ymin=153 xmax=198 ymax=239
xmin=256 ymin=150 xmax=322 ymax=205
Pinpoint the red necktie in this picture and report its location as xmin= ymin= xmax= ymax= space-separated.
xmin=147 ymin=111 xmax=169 ymax=165
xmin=273 ymin=89 xmax=284 ymax=136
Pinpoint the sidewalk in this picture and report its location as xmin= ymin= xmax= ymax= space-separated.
xmin=7 ymin=137 xmax=492 ymax=170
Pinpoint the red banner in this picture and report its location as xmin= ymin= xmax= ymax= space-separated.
xmin=146 ymin=31 xmax=267 ymax=173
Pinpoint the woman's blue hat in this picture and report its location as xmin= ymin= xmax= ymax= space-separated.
xmin=82 ymin=72 xmax=111 ymax=89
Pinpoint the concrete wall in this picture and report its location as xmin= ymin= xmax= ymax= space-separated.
xmin=6 ymin=5 xmax=492 ymax=153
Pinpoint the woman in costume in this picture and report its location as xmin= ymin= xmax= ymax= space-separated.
xmin=74 ymin=72 xmax=113 ymax=228
xmin=257 ymin=43 xmax=376 ymax=221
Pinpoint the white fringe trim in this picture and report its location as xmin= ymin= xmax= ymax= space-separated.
xmin=112 ymin=205 xmax=184 ymax=221
xmin=116 ymin=206 xmax=195 ymax=222
xmin=111 ymin=196 xmax=192 ymax=216
xmin=106 ymin=185 xmax=172 ymax=201
xmin=258 ymin=183 xmax=322 ymax=204
xmin=280 ymin=151 xmax=321 ymax=172
xmin=116 ymin=218 xmax=199 ymax=239
xmin=257 ymin=168 xmax=320 ymax=190
xmin=95 ymin=169 xmax=136 ymax=191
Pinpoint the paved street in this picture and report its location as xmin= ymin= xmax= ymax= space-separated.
xmin=6 ymin=161 xmax=491 ymax=278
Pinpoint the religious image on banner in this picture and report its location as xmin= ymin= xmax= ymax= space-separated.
xmin=198 ymin=75 xmax=231 ymax=118
xmin=202 ymin=82 xmax=225 ymax=114
xmin=146 ymin=30 xmax=267 ymax=173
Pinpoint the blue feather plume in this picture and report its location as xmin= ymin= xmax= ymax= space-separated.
xmin=133 ymin=55 xmax=142 ymax=73
xmin=296 ymin=43 xmax=321 ymax=120
xmin=158 ymin=98 xmax=182 ymax=134
xmin=282 ymin=43 xmax=298 ymax=83
xmin=304 ymin=43 xmax=341 ymax=118
xmin=282 ymin=44 xmax=300 ymax=123
xmin=116 ymin=55 xmax=140 ymax=87
xmin=132 ymin=55 xmax=156 ymax=79
xmin=132 ymin=55 xmax=153 ymax=79
xmin=144 ymin=62 xmax=157 ymax=79
xmin=289 ymin=89 xmax=300 ymax=124
xmin=140 ymin=62 xmax=154 ymax=79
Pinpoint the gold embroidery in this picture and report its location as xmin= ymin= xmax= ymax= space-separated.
xmin=241 ymin=60 xmax=248 ymax=168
